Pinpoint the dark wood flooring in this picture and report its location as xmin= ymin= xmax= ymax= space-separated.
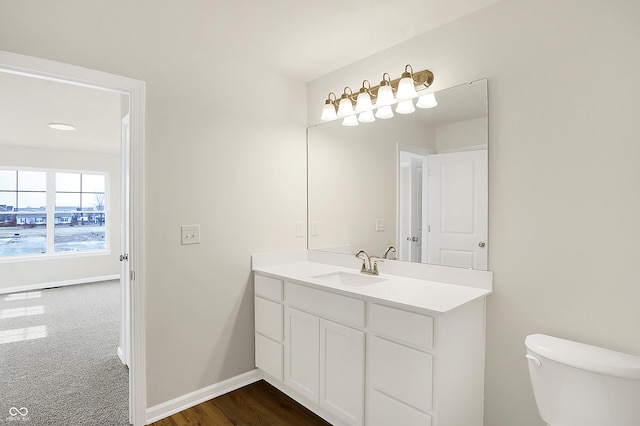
xmin=150 ymin=380 xmax=332 ymax=426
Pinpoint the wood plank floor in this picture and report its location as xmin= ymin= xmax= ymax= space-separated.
xmin=150 ymin=380 xmax=332 ymax=426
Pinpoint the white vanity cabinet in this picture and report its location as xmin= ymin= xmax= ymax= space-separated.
xmin=285 ymin=306 xmax=365 ymax=425
xmin=285 ymin=282 xmax=366 ymax=426
xmin=367 ymin=299 xmax=486 ymax=426
xmin=368 ymin=304 xmax=434 ymax=425
xmin=254 ymin=269 xmax=487 ymax=426
xmin=254 ymin=274 xmax=284 ymax=381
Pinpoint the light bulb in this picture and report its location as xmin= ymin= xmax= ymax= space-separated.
xmin=416 ymin=92 xmax=438 ymax=108
xmin=355 ymin=91 xmax=373 ymax=112
xmin=342 ymin=115 xmax=359 ymax=126
xmin=355 ymin=80 xmax=373 ymax=113
xmin=320 ymin=92 xmax=338 ymax=121
xmin=376 ymin=85 xmax=394 ymax=106
xmin=320 ymin=102 xmax=337 ymax=121
xmin=396 ymin=74 xmax=417 ymax=100
xmin=358 ymin=110 xmax=375 ymax=123
xmin=375 ymin=105 xmax=394 ymax=119
xmin=396 ymin=99 xmax=415 ymax=114
xmin=337 ymin=97 xmax=354 ymax=117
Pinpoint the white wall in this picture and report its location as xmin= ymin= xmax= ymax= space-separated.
xmin=308 ymin=118 xmax=430 ymax=256
xmin=0 ymin=1 xmax=307 ymax=409
xmin=0 ymin=144 xmax=120 ymax=291
xmin=308 ymin=0 xmax=640 ymax=425
xmin=435 ymin=117 xmax=486 ymax=152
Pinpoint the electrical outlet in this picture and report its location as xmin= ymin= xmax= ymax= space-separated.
xmin=311 ymin=221 xmax=319 ymax=236
xmin=296 ymin=221 xmax=305 ymax=237
xmin=181 ymin=225 xmax=200 ymax=245
xmin=376 ymin=219 xmax=385 ymax=232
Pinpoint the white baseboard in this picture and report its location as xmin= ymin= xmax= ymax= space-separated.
xmin=117 ymin=346 xmax=127 ymax=366
xmin=0 ymin=275 xmax=120 ymax=295
xmin=145 ymin=369 xmax=263 ymax=424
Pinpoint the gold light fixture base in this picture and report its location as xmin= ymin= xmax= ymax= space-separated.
xmin=320 ymin=65 xmax=435 ymax=122
xmin=337 ymin=68 xmax=434 ymax=105
xmin=369 ymin=69 xmax=434 ymax=99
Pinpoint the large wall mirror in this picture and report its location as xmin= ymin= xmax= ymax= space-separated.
xmin=307 ymin=78 xmax=488 ymax=270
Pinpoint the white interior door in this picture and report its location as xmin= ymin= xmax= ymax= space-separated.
xmin=118 ymin=113 xmax=131 ymax=367
xmin=398 ymin=155 xmax=425 ymax=262
xmin=427 ymin=149 xmax=488 ymax=269
xmin=409 ymin=157 xmax=423 ymax=262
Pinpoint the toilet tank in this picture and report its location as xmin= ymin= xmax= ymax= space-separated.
xmin=525 ymin=334 xmax=640 ymax=426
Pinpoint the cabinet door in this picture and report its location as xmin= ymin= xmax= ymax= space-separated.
xmin=285 ymin=307 xmax=320 ymax=403
xmin=320 ymin=319 xmax=365 ymax=426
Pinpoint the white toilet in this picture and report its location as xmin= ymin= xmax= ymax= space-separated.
xmin=525 ymin=333 xmax=640 ymax=426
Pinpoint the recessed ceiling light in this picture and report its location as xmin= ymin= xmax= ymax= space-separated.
xmin=48 ymin=123 xmax=76 ymax=131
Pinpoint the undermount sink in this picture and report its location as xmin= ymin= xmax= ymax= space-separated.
xmin=311 ymin=271 xmax=387 ymax=286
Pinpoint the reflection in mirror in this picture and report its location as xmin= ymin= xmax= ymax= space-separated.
xmin=307 ymin=79 xmax=488 ymax=270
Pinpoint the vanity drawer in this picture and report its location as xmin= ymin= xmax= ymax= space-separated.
xmin=285 ymin=282 xmax=365 ymax=328
xmin=369 ymin=303 xmax=433 ymax=350
xmin=368 ymin=389 xmax=432 ymax=426
xmin=370 ymin=336 xmax=433 ymax=413
xmin=255 ymin=296 xmax=283 ymax=341
xmin=255 ymin=274 xmax=283 ymax=301
xmin=255 ymin=333 xmax=283 ymax=381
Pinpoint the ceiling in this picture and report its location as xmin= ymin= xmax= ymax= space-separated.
xmin=0 ymin=72 xmax=123 ymax=154
xmin=142 ymin=0 xmax=503 ymax=82
xmin=0 ymin=0 xmax=502 ymax=153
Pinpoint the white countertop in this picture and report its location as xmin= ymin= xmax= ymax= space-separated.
xmin=253 ymin=260 xmax=491 ymax=314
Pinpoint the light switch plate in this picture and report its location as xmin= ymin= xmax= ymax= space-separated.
xmin=311 ymin=221 xmax=319 ymax=236
xmin=296 ymin=221 xmax=305 ymax=237
xmin=181 ymin=225 xmax=200 ymax=245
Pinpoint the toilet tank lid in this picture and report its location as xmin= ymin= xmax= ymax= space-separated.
xmin=525 ymin=334 xmax=640 ymax=380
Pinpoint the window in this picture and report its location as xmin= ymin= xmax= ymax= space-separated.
xmin=0 ymin=170 xmax=47 ymax=256
xmin=0 ymin=169 xmax=108 ymax=258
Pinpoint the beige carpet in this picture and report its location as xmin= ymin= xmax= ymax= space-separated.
xmin=0 ymin=280 xmax=129 ymax=425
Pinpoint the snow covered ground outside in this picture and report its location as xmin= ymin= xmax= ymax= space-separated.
xmin=0 ymin=225 xmax=106 ymax=257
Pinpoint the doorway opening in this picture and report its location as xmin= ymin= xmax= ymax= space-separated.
xmin=0 ymin=51 xmax=146 ymax=425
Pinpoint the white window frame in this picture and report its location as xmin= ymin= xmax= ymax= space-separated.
xmin=0 ymin=167 xmax=110 ymax=262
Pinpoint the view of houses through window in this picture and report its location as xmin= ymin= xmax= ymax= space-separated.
xmin=0 ymin=169 xmax=107 ymax=258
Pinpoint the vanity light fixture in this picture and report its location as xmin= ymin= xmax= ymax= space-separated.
xmin=342 ymin=114 xmax=359 ymax=126
xmin=320 ymin=92 xmax=338 ymax=121
xmin=375 ymin=105 xmax=394 ymax=120
xmin=355 ymin=80 xmax=373 ymax=112
xmin=358 ymin=109 xmax=376 ymax=123
xmin=395 ymin=65 xmax=418 ymax=100
xmin=376 ymin=73 xmax=395 ymax=106
xmin=396 ymin=99 xmax=416 ymax=115
xmin=320 ymin=64 xmax=435 ymax=125
xmin=337 ymin=87 xmax=355 ymax=117
xmin=416 ymin=92 xmax=438 ymax=109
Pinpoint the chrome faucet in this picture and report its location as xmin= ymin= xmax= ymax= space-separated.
xmin=355 ymin=250 xmax=379 ymax=275
xmin=383 ymin=246 xmax=396 ymax=259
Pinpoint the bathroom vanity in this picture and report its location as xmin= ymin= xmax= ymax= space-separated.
xmin=252 ymin=251 xmax=492 ymax=426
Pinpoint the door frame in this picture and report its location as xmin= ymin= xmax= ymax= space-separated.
xmin=397 ymin=145 xmax=431 ymax=262
xmin=0 ymin=51 xmax=147 ymax=425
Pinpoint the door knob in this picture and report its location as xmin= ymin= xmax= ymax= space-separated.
xmin=478 ymin=241 xmax=486 ymax=248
